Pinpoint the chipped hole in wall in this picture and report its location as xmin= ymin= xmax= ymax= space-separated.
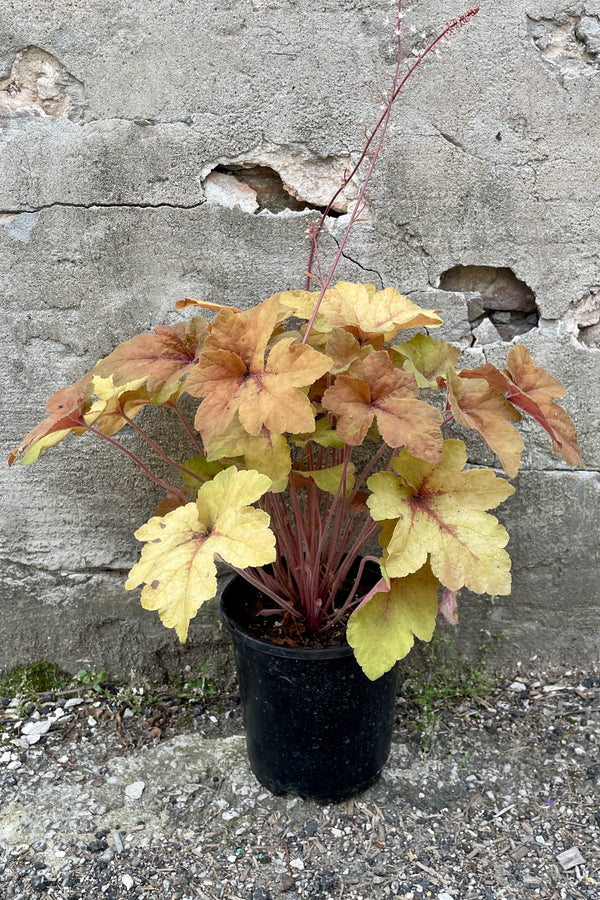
xmin=527 ymin=11 xmax=600 ymax=76
xmin=563 ymin=290 xmax=600 ymax=348
xmin=439 ymin=265 xmax=539 ymax=344
xmin=202 ymin=164 xmax=344 ymax=217
xmin=0 ymin=45 xmax=86 ymax=121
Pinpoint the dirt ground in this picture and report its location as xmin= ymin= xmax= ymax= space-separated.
xmin=1 ymin=668 xmax=599 ymax=900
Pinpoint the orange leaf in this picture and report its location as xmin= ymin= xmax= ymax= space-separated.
xmin=445 ymin=369 xmax=524 ymax=478
xmin=9 ymin=374 xmax=93 ymax=465
xmin=324 ymin=328 xmax=370 ymax=373
xmin=153 ymin=493 xmax=187 ymax=517
xmin=175 ymin=297 xmax=241 ymax=312
xmin=323 ymin=351 xmax=443 ymax=461
xmin=460 ymin=345 xmax=584 ymax=468
xmin=94 ymin=318 xmax=208 ymax=404
xmin=187 ymin=298 xmax=332 ymax=445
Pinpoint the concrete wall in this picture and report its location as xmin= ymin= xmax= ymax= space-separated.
xmin=2 ymin=0 xmax=599 ymax=678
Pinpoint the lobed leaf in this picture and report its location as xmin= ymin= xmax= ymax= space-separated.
xmin=445 ymin=369 xmax=524 ymax=478
xmin=460 ymin=344 xmax=584 ymax=468
xmin=206 ymin=419 xmax=291 ymax=492
xmin=291 ymin=462 xmax=356 ymax=497
xmin=84 ymin=375 xmax=152 ymax=437
xmin=316 ymin=282 xmax=443 ymax=342
xmin=322 ymin=351 xmax=443 ymax=461
xmin=179 ymin=455 xmax=235 ymax=498
xmin=126 ymin=467 xmax=276 ymax=641
xmin=324 ymin=328 xmax=370 ymax=373
xmin=292 ymin=417 xmax=346 ymax=450
xmin=367 ymin=440 xmax=515 ymax=596
xmin=9 ymin=374 xmax=93 ymax=466
xmin=94 ymin=318 xmax=208 ymax=404
xmin=393 ymin=333 xmax=461 ymax=388
xmin=187 ymin=299 xmax=332 ymax=445
xmin=272 ymin=282 xmax=443 ymax=347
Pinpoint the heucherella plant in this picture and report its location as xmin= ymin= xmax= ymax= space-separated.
xmin=9 ymin=4 xmax=584 ymax=679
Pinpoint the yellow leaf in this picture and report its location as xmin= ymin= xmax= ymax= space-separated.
xmin=318 ymin=282 xmax=443 ymax=341
xmin=85 ymin=375 xmax=151 ymax=436
xmin=292 ymin=417 xmax=346 ymax=450
xmin=347 ymin=564 xmax=439 ymax=680
xmin=18 ymin=428 xmax=75 ymax=465
xmin=206 ymin=419 xmax=292 ymax=492
xmin=126 ymin=467 xmax=275 ymax=641
xmin=367 ymin=440 xmax=515 ymax=595
xmin=292 ymin=462 xmax=356 ymax=497
xmin=393 ymin=333 xmax=460 ymax=388
xmin=270 ymin=282 xmax=443 ymax=345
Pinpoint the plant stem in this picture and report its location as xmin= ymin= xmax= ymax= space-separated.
xmin=233 ymin=567 xmax=302 ymax=618
xmin=322 ymin=554 xmax=382 ymax=629
xmin=83 ymin=425 xmax=188 ymax=502
xmin=120 ymin=412 xmax=206 ymax=484
xmin=167 ymin=401 xmax=205 ymax=455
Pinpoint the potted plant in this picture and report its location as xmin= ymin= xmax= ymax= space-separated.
xmin=9 ymin=4 xmax=583 ymax=802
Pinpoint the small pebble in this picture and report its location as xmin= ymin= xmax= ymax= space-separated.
xmin=21 ymin=720 xmax=52 ymax=745
xmin=112 ymin=831 xmax=124 ymax=854
xmin=87 ymin=839 xmax=108 ymax=853
xmin=125 ymin=780 xmax=145 ymax=800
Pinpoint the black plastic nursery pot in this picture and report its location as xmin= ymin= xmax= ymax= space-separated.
xmin=221 ymin=574 xmax=398 ymax=804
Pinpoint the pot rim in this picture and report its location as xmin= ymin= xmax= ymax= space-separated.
xmin=220 ymin=575 xmax=356 ymax=661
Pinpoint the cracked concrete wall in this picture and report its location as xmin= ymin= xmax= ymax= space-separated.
xmin=2 ymin=0 xmax=599 ymax=678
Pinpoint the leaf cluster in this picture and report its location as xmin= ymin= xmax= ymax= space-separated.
xmin=10 ymin=281 xmax=583 ymax=679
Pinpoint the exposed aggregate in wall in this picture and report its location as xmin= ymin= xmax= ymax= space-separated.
xmin=0 ymin=45 xmax=87 ymax=121
xmin=1 ymin=0 xmax=599 ymax=676
xmin=527 ymin=8 xmax=600 ymax=78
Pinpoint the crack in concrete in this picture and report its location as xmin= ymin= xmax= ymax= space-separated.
xmin=0 ymin=200 xmax=207 ymax=214
xmin=3 ymin=558 xmax=133 ymax=579
xmin=329 ymin=232 xmax=384 ymax=288
xmin=431 ymin=124 xmax=466 ymax=153
xmin=467 ymin=463 xmax=598 ymax=475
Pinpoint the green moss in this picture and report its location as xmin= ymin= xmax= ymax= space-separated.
xmin=0 ymin=661 xmax=72 ymax=698
xmin=403 ymin=630 xmax=507 ymax=738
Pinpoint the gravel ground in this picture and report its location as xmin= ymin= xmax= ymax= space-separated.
xmin=1 ymin=668 xmax=599 ymax=900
